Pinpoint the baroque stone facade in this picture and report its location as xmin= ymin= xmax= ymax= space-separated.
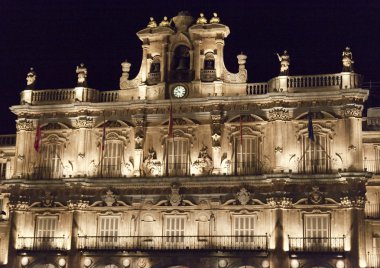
xmin=0 ymin=10 xmax=378 ymax=268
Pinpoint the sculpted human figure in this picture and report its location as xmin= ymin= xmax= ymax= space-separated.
xmin=159 ymin=16 xmax=170 ymax=27
xmin=76 ymin=63 xmax=88 ymax=87
xmin=276 ymin=50 xmax=290 ymax=75
xmin=196 ymin=13 xmax=207 ymax=24
xmin=210 ymin=12 xmax=220 ymax=24
xmin=147 ymin=17 xmax=157 ymax=28
xmin=26 ymin=67 xmax=37 ymax=89
xmin=342 ymin=47 xmax=354 ymax=72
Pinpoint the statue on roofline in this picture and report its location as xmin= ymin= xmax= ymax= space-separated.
xmin=26 ymin=67 xmax=37 ymax=89
xmin=342 ymin=46 xmax=354 ymax=72
xmin=159 ymin=16 xmax=171 ymax=27
xmin=147 ymin=17 xmax=157 ymax=28
xmin=76 ymin=63 xmax=87 ymax=87
xmin=196 ymin=13 xmax=207 ymax=24
xmin=276 ymin=50 xmax=290 ymax=75
xmin=210 ymin=12 xmax=220 ymax=24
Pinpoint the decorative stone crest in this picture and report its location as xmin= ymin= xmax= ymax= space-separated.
xmin=41 ymin=191 xmax=55 ymax=207
xmin=16 ymin=120 xmax=34 ymax=131
xmin=236 ymin=188 xmax=251 ymax=205
xmin=308 ymin=186 xmax=324 ymax=204
xmin=102 ymin=189 xmax=117 ymax=207
xmin=169 ymin=184 xmax=182 ymax=206
xmin=341 ymin=104 xmax=362 ymax=118
xmin=268 ymin=108 xmax=290 ymax=121
xmin=193 ymin=146 xmax=213 ymax=175
xmin=73 ymin=117 xmax=95 ymax=128
xmin=143 ymin=148 xmax=162 ymax=176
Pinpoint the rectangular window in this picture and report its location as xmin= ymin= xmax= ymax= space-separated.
xmin=98 ymin=216 xmax=119 ymax=243
xmin=167 ymin=139 xmax=189 ymax=176
xmin=39 ymin=144 xmax=62 ymax=178
xmin=102 ymin=142 xmax=122 ymax=177
xmin=301 ymin=135 xmax=330 ymax=173
xmin=233 ymin=215 xmax=255 ymax=243
xmin=235 ymin=137 xmax=259 ymax=175
xmin=0 ymin=163 xmax=6 ymax=179
xmin=304 ymin=214 xmax=330 ymax=248
xmin=373 ymin=237 xmax=380 ymax=250
xmin=165 ymin=216 xmax=185 ymax=243
xmin=36 ymin=216 xmax=58 ymax=237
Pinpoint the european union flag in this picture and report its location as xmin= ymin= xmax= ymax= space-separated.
xmin=308 ymin=112 xmax=314 ymax=141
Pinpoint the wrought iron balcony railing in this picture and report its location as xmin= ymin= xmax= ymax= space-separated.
xmin=31 ymin=167 xmax=62 ymax=179
xmin=98 ymin=165 xmax=122 ymax=177
xmin=166 ymin=162 xmax=190 ymax=177
xmin=288 ymin=237 xmax=345 ymax=253
xmin=77 ymin=235 xmax=268 ymax=251
xmin=297 ymin=159 xmax=332 ymax=174
xmin=201 ymin=69 xmax=216 ymax=82
xmin=232 ymin=161 xmax=263 ymax=176
xmin=17 ymin=236 xmax=67 ymax=251
xmin=367 ymin=252 xmax=380 ymax=268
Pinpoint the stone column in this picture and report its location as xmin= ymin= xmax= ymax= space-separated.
xmin=15 ymin=119 xmax=34 ymax=178
xmin=141 ymin=44 xmax=149 ymax=83
xmin=193 ymin=40 xmax=201 ymax=80
xmin=161 ymin=43 xmax=167 ymax=83
xmin=132 ymin=113 xmax=145 ymax=176
xmin=73 ymin=117 xmax=94 ymax=177
xmin=211 ymin=112 xmax=222 ymax=174
xmin=215 ymin=39 xmax=224 ymax=79
xmin=343 ymin=105 xmax=363 ymax=171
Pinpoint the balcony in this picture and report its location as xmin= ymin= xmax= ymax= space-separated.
xmin=0 ymin=134 xmax=16 ymax=146
xmin=288 ymin=237 xmax=345 ymax=253
xmin=98 ymin=165 xmax=122 ymax=177
xmin=17 ymin=236 xmax=67 ymax=251
xmin=166 ymin=162 xmax=190 ymax=177
xmin=232 ymin=161 xmax=263 ymax=176
xmin=364 ymin=159 xmax=380 ymax=174
xmin=77 ymin=235 xmax=268 ymax=252
xmin=31 ymin=167 xmax=62 ymax=179
xmin=201 ymin=69 xmax=216 ymax=82
xmin=297 ymin=159 xmax=332 ymax=174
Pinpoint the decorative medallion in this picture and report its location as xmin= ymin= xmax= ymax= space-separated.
xmin=308 ymin=186 xmax=324 ymax=204
xmin=143 ymin=148 xmax=162 ymax=176
xmin=41 ymin=191 xmax=55 ymax=207
xmin=193 ymin=146 xmax=213 ymax=175
xmin=169 ymin=184 xmax=182 ymax=206
xmin=102 ymin=189 xmax=117 ymax=207
xmin=236 ymin=188 xmax=251 ymax=205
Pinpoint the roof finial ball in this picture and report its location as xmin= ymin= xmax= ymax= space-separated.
xmin=26 ymin=67 xmax=37 ymax=90
xmin=210 ymin=12 xmax=220 ymax=24
xmin=196 ymin=13 xmax=208 ymax=24
xmin=147 ymin=17 xmax=157 ymax=28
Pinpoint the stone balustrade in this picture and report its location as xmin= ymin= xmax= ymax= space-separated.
xmin=246 ymin=83 xmax=268 ymax=95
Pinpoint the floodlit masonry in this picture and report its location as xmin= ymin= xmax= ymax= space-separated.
xmin=0 ymin=10 xmax=380 ymax=268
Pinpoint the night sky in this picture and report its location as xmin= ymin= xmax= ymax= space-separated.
xmin=1 ymin=0 xmax=380 ymax=134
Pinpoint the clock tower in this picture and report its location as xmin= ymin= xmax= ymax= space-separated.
xmin=119 ymin=11 xmax=248 ymax=100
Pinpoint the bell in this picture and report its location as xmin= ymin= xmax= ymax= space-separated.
xmin=176 ymin=57 xmax=188 ymax=70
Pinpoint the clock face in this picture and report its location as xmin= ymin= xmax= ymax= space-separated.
xmin=172 ymin=85 xmax=187 ymax=98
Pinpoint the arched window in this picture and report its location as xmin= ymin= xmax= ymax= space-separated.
xmin=165 ymin=138 xmax=190 ymax=176
xmin=204 ymin=52 xmax=215 ymax=70
xmin=172 ymin=45 xmax=190 ymax=70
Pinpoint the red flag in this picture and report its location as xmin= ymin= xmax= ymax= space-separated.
xmin=240 ymin=115 xmax=243 ymax=145
xmin=101 ymin=122 xmax=106 ymax=151
xmin=168 ymin=105 xmax=173 ymax=137
xmin=34 ymin=122 xmax=41 ymax=152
